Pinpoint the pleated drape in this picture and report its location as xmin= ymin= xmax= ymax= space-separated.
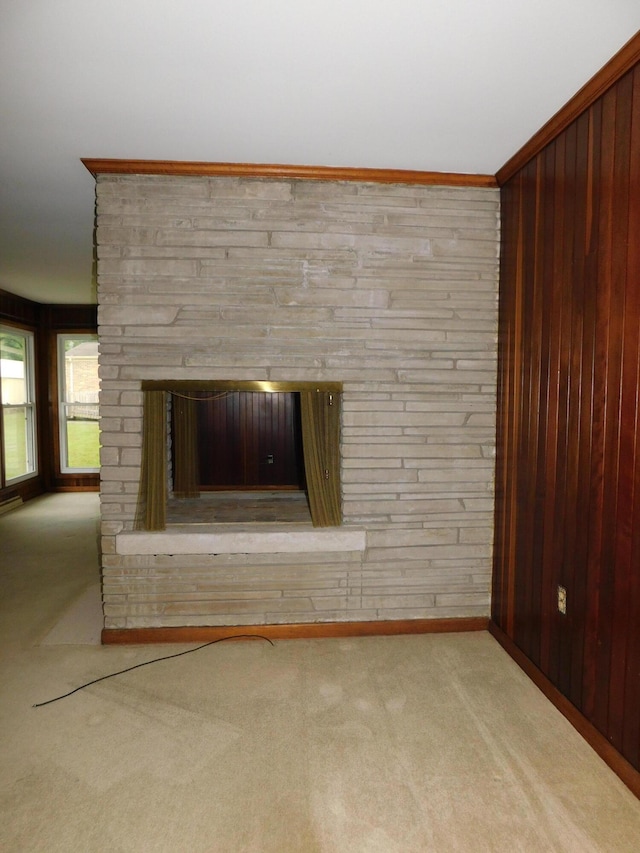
xmin=300 ymin=390 xmax=342 ymax=527
xmin=135 ymin=390 xmax=167 ymax=530
xmin=172 ymin=394 xmax=200 ymax=499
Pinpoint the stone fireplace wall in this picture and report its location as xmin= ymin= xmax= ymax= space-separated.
xmin=96 ymin=174 xmax=500 ymax=629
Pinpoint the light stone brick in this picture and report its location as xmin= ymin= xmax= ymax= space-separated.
xmin=98 ymin=391 xmax=122 ymax=406
xmin=101 ymin=537 xmax=117 ymax=555
xmin=309 ymin=596 xmax=351 ymax=611
xmin=99 ymin=432 xmax=141 ymax=447
xmin=120 ymin=448 xmax=141 ymax=467
xmin=119 ymin=391 xmax=143 ymax=406
xmin=362 ymin=594 xmax=437 ymax=609
xmin=100 ymin=482 xmax=124 ymax=494
xmin=100 ymin=447 xmax=119 ymax=466
xmin=342 ymin=487 xmax=401 ymax=500
xmin=366 ymin=544 xmax=487 ymax=562
xmin=100 ymin=466 xmax=140 ymax=481
xmin=98 ymin=365 xmax=119 ymax=379
xmin=366 ymin=528 xmax=457 ymax=547
xmin=459 ymin=527 xmax=495 ymax=544
xmin=98 ymin=419 xmax=124 ymax=438
xmin=435 ymin=592 xmax=491 ymax=607
xmin=158 ymin=229 xmax=269 ymax=249
xmin=99 ymin=259 xmax=199 ymax=278
xmin=344 ymin=412 xmax=466 ymax=429
xmin=276 ymin=287 xmax=389 ymax=309
xmin=343 ymin=468 xmax=417 ymax=483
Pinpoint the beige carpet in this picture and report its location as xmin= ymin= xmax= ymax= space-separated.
xmin=40 ymin=582 xmax=103 ymax=646
xmin=1 ymin=494 xmax=640 ymax=852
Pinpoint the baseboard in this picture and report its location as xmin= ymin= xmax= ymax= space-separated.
xmin=102 ymin=616 xmax=488 ymax=645
xmin=488 ymin=621 xmax=640 ymax=800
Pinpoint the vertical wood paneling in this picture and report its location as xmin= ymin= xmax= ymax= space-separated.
xmin=606 ymin=70 xmax=634 ymax=751
xmin=520 ymin=158 xmax=543 ymax=667
xmin=539 ymin=139 xmax=561 ymax=680
xmin=567 ymin=109 xmax=591 ymax=710
xmin=621 ymin=63 xmax=640 ymax=771
xmin=195 ymin=391 xmax=302 ymax=488
xmin=556 ymin=119 xmax=578 ymax=700
xmin=493 ymin=67 xmax=640 ymax=773
xmin=590 ymin=83 xmax=619 ymax=736
xmin=492 ymin=173 xmax=521 ymax=636
xmin=581 ymin=97 xmax=605 ymax=723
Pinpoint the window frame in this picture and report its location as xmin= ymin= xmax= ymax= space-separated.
xmin=57 ymin=333 xmax=100 ymax=474
xmin=0 ymin=324 xmax=38 ymax=486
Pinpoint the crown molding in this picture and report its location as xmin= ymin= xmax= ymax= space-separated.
xmin=82 ymin=158 xmax=497 ymax=188
xmin=497 ymin=29 xmax=640 ymax=185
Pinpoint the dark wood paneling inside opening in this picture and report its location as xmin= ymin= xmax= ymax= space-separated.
xmin=178 ymin=391 xmax=305 ymax=490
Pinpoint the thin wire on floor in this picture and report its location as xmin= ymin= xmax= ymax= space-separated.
xmin=32 ymin=634 xmax=274 ymax=708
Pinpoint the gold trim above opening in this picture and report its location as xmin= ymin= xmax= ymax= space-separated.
xmin=141 ymin=380 xmax=344 ymax=394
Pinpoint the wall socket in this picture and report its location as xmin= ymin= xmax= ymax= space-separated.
xmin=557 ymin=585 xmax=567 ymax=615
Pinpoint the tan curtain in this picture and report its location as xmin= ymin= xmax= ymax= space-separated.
xmin=135 ymin=390 xmax=167 ymax=531
xmin=172 ymin=393 xmax=200 ymax=499
xmin=300 ymin=390 xmax=342 ymax=527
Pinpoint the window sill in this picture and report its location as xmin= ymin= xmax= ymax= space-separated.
xmin=115 ymin=525 xmax=366 ymax=555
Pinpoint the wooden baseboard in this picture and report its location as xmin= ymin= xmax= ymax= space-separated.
xmin=488 ymin=621 xmax=640 ymax=800
xmin=102 ymin=616 xmax=488 ymax=646
xmin=51 ymin=485 xmax=100 ymax=492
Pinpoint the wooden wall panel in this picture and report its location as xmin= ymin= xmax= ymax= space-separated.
xmin=622 ymin=66 xmax=640 ymax=771
xmin=195 ymin=391 xmax=303 ymax=489
xmin=493 ymin=65 xmax=640 ymax=774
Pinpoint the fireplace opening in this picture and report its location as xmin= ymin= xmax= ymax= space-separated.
xmin=168 ymin=389 xmax=310 ymax=523
xmin=136 ymin=381 xmax=342 ymax=529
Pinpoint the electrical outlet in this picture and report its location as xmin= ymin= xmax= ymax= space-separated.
xmin=557 ymin=585 xmax=567 ymax=615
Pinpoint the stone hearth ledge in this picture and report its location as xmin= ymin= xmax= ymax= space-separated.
xmin=115 ymin=526 xmax=367 ymax=555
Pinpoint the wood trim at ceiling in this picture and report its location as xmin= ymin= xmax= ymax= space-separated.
xmin=497 ymin=29 xmax=640 ymax=185
xmin=489 ymin=622 xmax=640 ymax=800
xmin=81 ymin=158 xmax=498 ymax=188
xmin=102 ymin=616 xmax=489 ymax=645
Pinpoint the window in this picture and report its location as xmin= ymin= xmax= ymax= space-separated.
xmin=57 ymin=335 xmax=100 ymax=472
xmin=0 ymin=326 xmax=37 ymax=486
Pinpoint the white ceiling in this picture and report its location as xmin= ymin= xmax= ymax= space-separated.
xmin=1 ymin=1 xmax=639 ymax=305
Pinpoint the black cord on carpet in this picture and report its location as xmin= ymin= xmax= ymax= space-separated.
xmin=32 ymin=634 xmax=274 ymax=708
